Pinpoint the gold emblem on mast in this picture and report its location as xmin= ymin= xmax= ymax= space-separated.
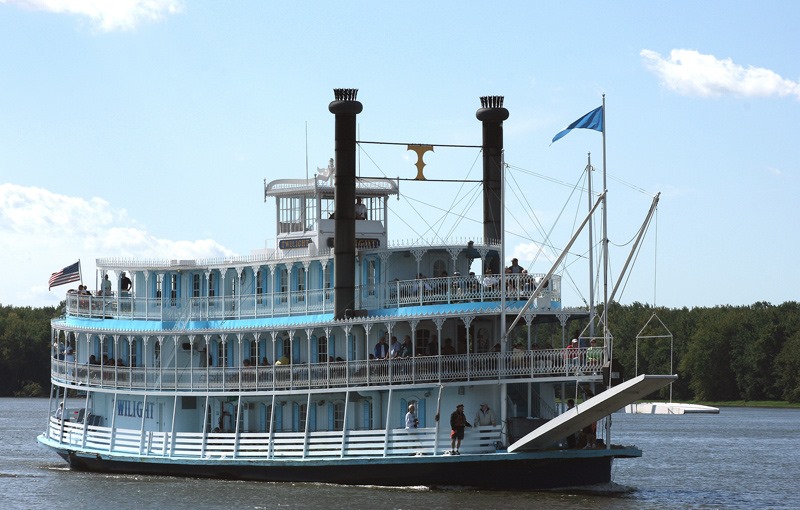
xmin=407 ymin=144 xmax=434 ymax=180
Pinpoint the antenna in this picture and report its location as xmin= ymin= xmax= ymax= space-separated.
xmin=305 ymin=121 xmax=309 ymax=181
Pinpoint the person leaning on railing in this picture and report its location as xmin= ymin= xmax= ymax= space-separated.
xmin=587 ymin=339 xmax=603 ymax=372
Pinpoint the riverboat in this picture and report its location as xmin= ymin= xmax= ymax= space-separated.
xmin=39 ymin=90 xmax=674 ymax=490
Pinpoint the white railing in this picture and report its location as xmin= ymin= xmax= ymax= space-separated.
xmin=46 ymin=417 xmax=501 ymax=459
xmin=51 ymin=347 xmax=605 ymax=391
xmin=63 ymin=274 xmax=561 ymax=321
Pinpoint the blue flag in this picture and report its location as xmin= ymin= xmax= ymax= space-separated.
xmin=551 ymin=106 xmax=603 ymax=144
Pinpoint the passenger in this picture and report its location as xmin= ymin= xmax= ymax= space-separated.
xmin=474 ymin=403 xmax=497 ymax=427
xmin=441 ymin=338 xmax=456 ymax=356
xmin=354 ymin=197 xmax=367 ymax=220
xmin=565 ymin=399 xmax=577 ymax=448
xmin=275 ymin=355 xmax=290 ymax=365
xmin=405 ymin=404 xmax=418 ymax=429
xmin=88 ymin=355 xmax=99 ymax=365
xmin=399 ymin=336 xmax=413 ymax=358
xmin=389 ymin=336 xmax=401 ymax=358
xmin=509 ymin=258 xmax=522 ymax=274
xmin=426 ymin=335 xmax=439 ymax=356
xmin=448 ymin=404 xmax=471 ymax=455
xmin=482 ymin=268 xmax=498 ymax=290
xmin=101 ymin=274 xmax=112 ymax=296
xmin=579 ymin=422 xmax=597 ymax=449
xmin=260 ymin=356 xmax=270 ymax=366
xmin=55 ymin=402 xmax=64 ymax=421
xmin=587 ymin=339 xmax=603 ymax=372
xmin=120 ymin=272 xmax=132 ymax=295
xmin=374 ymin=336 xmax=389 ymax=359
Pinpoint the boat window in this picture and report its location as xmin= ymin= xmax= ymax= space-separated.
xmin=256 ymin=269 xmax=263 ymax=303
xmin=296 ymin=266 xmax=306 ymax=302
xmin=282 ymin=337 xmax=291 ymax=359
xmin=321 ymin=196 xmax=335 ymax=219
xmin=217 ymin=340 xmax=228 ymax=368
xmin=362 ymin=196 xmax=383 ymax=222
xmin=305 ymin=196 xmax=316 ymax=231
xmin=367 ymin=259 xmax=376 ymax=296
xmin=433 ymin=259 xmax=447 ymax=277
xmin=169 ymin=273 xmax=177 ymax=305
xmin=249 ymin=340 xmax=259 ymax=365
xmin=317 ymin=336 xmax=328 ymax=363
xmin=333 ymin=402 xmax=345 ymax=430
xmin=192 ymin=274 xmax=200 ymax=298
xmin=279 ymin=268 xmax=288 ymax=303
xmin=415 ymin=329 xmax=431 ymax=355
xmin=278 ymin=197 xmax=304 ymax=233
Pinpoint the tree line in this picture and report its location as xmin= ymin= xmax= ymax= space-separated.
xmin=1 ymin=301 xmax=799 ymax=402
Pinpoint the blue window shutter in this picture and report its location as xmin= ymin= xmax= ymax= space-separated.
xmin=363 ymin=401 xmax=371 ymax=430
xmin=292 ymin=336 xmax=301 ymax=364
xmin=309 ymin=404 xmax=317 ymax=432
xmin=276 ymin=337 xmax=283 ymax=358
xmin=400 ymin=399 xmax=407 ymax=428
xmin=93 ymin=337 xmax=100 ymax=358
xmin=292 ymin=402 xmax=300 ymax=432
xmin=418 ymin=399 xmax=426 ymax=427
xmin=310 ymin=335 xmax=318 ymax=364
xmin=328 ymin=402 xmax=335 ymax=430
xmin=226 ymin=341 xmax=234 ymax=366
xmin=347 ymin=333 xmax=354 ymax=360
xmin=135 ymin=339 xmax=142 ymax=367
xmin=329 ymin=333 xmax=335 ymax=358
xmin=275 ymin=404 xmax=283 ymax=432
xmin=260 ymin=404 xmax=267 ymax=432
xmin=259 ymin=338 xmax=266 ymax=361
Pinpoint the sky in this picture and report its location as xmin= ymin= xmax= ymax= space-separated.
xmin=1 ymin=1 xmax=798 ymax=310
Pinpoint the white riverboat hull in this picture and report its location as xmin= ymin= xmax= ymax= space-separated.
xmin=39 ymin=433 xmax=640 ymax=490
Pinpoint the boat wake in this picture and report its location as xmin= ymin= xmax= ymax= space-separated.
xmin=547 ymin=481 xmax=635 ymax=496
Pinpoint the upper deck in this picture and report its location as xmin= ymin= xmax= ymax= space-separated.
xmin=62 ymin=272 xmax=562 ymax=323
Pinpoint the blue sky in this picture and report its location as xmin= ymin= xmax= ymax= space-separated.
xmin=1 ymin=1 xmax=798 ymax=309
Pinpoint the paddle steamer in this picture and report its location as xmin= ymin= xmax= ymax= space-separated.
xmin=39 ymin=90 xmax=673 ymax=490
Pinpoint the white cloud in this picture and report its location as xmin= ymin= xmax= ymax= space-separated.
xmin=0 ymin=183 xmax=235 ymax=306
xmin=641 ymin=49 xmax=800 ymax=100
xmin=5 ymin=0 xmax=183 ymax=31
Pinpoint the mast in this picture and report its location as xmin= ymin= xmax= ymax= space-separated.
xmin=600 ymin=95 xmax=612 ymax=448
xmin=587 ymin=154 xmax=596 ymax=340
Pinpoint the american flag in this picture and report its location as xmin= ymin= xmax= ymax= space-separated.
xmin=49 ymin=261 xmax=81 ymax=289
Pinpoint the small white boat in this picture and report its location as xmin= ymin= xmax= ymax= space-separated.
xmin=625 ymin=402 xmax=719 ymax=414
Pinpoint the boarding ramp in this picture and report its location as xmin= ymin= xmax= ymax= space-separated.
xmin=507 ymin=373 xmax=677 ymax=452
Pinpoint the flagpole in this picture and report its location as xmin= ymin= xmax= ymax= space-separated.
xmin=78 ymin=259 xmax=83 ymax=287
xmin=601 ymin=94 xmax=612 ymax=449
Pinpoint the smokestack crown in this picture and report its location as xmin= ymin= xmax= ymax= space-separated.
xmin=476 ymin=95 xmax=509 ymax=122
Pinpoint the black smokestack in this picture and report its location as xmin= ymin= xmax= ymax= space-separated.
xmin=329 ymin=88 xmax=362 ymax=320
xmin=476 ymin=95 xmax=509 ymax=275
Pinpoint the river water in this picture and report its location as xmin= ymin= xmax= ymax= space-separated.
xmin=2 ymin=398 xmax=795 ymax=509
